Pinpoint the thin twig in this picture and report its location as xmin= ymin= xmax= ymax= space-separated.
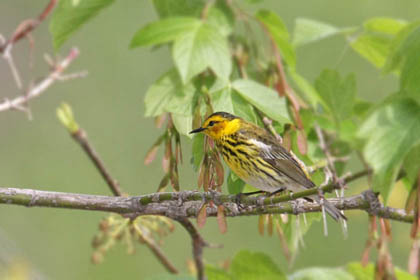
xmin=71 ymin=129 xmax=123 ymax=197
xmin=0 ymin=0 xmax=57 ymax=53
xmin=134 ymin=224 xmax=179 ymax=274
xmin=258 ymin=20 xmax=305 ymax=129
xmin=0 ymin=48 xmax=83 ymax=113
xmin=0 ymin=0 xmax=58 ymax=88
xmin=175 ymin=218 xmax=208 ymax=280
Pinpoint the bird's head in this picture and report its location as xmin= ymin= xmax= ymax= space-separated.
xmin=190 ymin=112 xmax=241 ymax=140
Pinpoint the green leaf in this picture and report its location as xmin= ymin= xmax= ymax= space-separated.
xmin=402 ymin=144 xmax=420 ymax=185
xmin=350 ymin=33 xmax=392 ymax=68
xmin=152 ymin=0 xmax=206 ymax=18
xmin=173 ymin=22 xmax=232 ymax=83
xmin=350 ymin=18 xmax=406 ymax=69
xmin=292 ymin=18 xmax=343 ymax=47
xmin=144 ymin=69 xmax=196 ymax=117
xmin=358 ymin=98 xmax=420 ymax=200
xmin=211 ymin=87 xmax=235 ymax=114
xmin=392 ymin=26 xmax=420 ymax=98
xmin=256 ymin=10 xmax=296 ymax=68
xmin=364 ymin=17 xmax=406 ymax=35
xmin=192 ymin=133 xmax=205 ymax=170
xmin=290 ymin=267 xmax=353 ymax=280
xmin=50 ymin=0 xmax=115 ymax=50
xmin=207 ymin=0 xmax=235 ymax=36
xmin=130 ymin=17 xmax=201 ymax=48
xmin=227 ymin=171 xmax=245 ymax=194
xmin=230 ymin=251 xmax=286 ymax=280
xmin=172 ymin=113 xmax=193 ymax=137
xmin=289 ymin=69 xmax=329 ymax=110
xmin=315 ymin=69 xmax=356 ymax=123
xmin=232 ymin=79 xmax=291 ymax=124
xmin=205 ymin=265 xmax=233 ymax=280
xmin=347 ymin=262 xmax=416 ymax=280
xmin=384 ymin=21 xmax=420 ymax=73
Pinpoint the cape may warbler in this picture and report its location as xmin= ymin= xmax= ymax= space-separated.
xmin=190 ymin=112 xmax=346 ymax=221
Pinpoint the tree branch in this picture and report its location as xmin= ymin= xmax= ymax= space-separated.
xmin=0 ymin=185 xmax=412 ymax=223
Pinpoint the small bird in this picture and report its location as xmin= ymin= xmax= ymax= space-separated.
xmin=190 ymin=112 xmax=346 ymax=221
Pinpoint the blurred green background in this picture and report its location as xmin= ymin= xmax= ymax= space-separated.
xmin=0 ymin=0 xmax=417 ymax=279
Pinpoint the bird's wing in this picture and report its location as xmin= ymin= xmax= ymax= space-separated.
xmin=252 ymin=137 xmax=315 ymax=189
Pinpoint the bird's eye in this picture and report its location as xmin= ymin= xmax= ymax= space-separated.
xmin=208 ymin=121 xmax=216 ymax=127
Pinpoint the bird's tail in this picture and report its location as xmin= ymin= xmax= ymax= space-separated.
xmin=312 ymin=196 xmax=347 ymax=222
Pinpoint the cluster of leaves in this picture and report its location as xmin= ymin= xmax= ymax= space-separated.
xmin=147 ymin=250 xmax=416 ymax=280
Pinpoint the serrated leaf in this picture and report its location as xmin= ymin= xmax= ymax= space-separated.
xmin=144 ymin=69 xmax=196 ymax=122
xmin=207 ymin=0 xmax=235 ymax=36
xmin=256 ymin=10 xmax=295 ymax=68
xmin=358 ymin=98 xmax=420 ymax=200
xmin=130 ymin=17 xmax=201 ymax=48
xmin=384 ymin=21 xmax=420 ymax=73
xmin=292 ymin=18 xmax=343 ymax=47
xmin=315 ymin=69 xmax=356 ymax=123
xmin=50 ymin=0 xmax=115 ymax=50
xmin=232 ymin=79 xmax=291 ymax=124
xmin=230 ymin=251 xmax=286 ymax=280
xmin=351 ymin=33 xmax=392 ymax=68
xmin=290 ymin=267 xmax=353 ymax=280
xmin=152 ymin=0 xmax=206 ymax=18
xmin=173 ymin=22 xmax=231 ymax=83
xmin=364 ymin=17 xmax=406 ymax=35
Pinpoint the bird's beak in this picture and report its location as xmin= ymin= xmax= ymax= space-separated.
xmin=189 ymin=127 xmax=206 ymax=134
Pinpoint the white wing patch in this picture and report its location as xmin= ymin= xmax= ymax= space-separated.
xmin=249 ymin=138 xmax=271 ymax=152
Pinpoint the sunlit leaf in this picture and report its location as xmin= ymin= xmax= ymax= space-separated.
xmin=315 ymin=69 xmax=356 ymax=123
xmin=358 ymin=97 xmax=420 ymax=200
xmin=173 ymin=22 xmax=231 ymax=83
xmin=351 ymin=34 xmax=392 ymax=68
xmin=144 ymin=69 xmax=196 ymax=130
xmin=364 ymin=17 xmax=406 ymax=35
xmin=207 ymin=0 xmax=235 ymax=36
xmin=130 ymin=17 xmax=201 ymax=48
xmin=50 ymin=0 xmax=115 ymax=50
xmin=232 ymin=79 xmax=291 ymax=123
xmin=293 ymin=18 xmax=345 ymax=47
